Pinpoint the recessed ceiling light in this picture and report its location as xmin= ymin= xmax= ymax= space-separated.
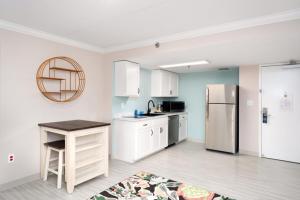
xmin=159 ymin=60 xmax=209 ymax=68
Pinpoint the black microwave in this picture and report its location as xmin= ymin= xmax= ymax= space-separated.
xmin=162 ymin=101 xmax=185 ymax=112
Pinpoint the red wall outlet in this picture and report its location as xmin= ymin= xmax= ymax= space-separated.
xmin=8 ymin=153 xmax=15 ymax=163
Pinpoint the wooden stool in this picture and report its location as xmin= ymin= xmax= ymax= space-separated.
xmin=43 ymin=140 xmax=65 ymax=189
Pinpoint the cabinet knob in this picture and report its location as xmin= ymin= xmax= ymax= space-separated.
xmin=160 ymin=127 xmax=163 ymax=133
xmin=143 ymin=124 xmax=148 ymax=126
xmin=151 ymin=129 xmax=154 ymax=136
xmin=138 ymin=88 xmax=140 ymax=94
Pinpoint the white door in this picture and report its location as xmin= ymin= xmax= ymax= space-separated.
xmin=179 ymin=115 xmax=188 ymax=141
xmin=136 ymin=127 xmax=151 ymax=159
xmin=159 ymin=123 xmax=168 ymax=148
xmin=151 ymin=127 xmax=160 ymax=152
xmin=126 ymin=62 xmax=140 ymax=96
xmin=261 ymin=65 xmax=300 ymax=163
xmin=170 ymin=73 xmax=179 ymax=97
xmin=161 ymin=71 xmax=171 ymax=96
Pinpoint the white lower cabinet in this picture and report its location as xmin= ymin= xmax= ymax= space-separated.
xmin=136 ymin=125 xmax=152 ymax=160
xmin=152 ymin=119 xmax=168 ymax=152
xmin=179 ymin=114 xmax=188 ymax=142
xmin=159 ymin=122 xmax=168 ymax=149
xmin=112 ymin=117 xmax=168 ymax=163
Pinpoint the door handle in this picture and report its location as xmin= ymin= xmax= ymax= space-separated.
xmin=206 ymin=88 xmax=209 ymax=119
xmin=138 ymin=88 xmax=140 ymax=94
xmin=160 ymin=127 xmax=163 ymax=133
xmin=262 ymin=107 xmax=271 ymax=123
xmin=151 ymin=129 xmax=154 ymax=136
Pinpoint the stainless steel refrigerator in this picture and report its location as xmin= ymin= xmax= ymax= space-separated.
xmin=205 ymin=84 xmax=239 ymax=153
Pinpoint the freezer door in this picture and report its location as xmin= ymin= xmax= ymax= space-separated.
xmin=207 ymin=84 xmax=237 ymax=104
xmin=205 ymin=104 xmax=237 ymax=153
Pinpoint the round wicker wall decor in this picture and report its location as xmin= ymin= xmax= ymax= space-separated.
xmin=36 ymin=56 xmax=85 ymax=102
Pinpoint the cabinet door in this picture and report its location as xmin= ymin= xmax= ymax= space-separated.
xmin=159 ymin=123 xmax=168 ymax=148
xmin=151 ymin=127 xmax=160 ymax=152
xmin=179 ymin=116 xmax=188 ymax=141
xmin=161 ymin=70 xmax=171 ymax=97
xmin=136 ymin=127 xmax=151 ymax=159
xmin=126 ymin=62 xmax=140 ymax=96
xmin=151 ymin=70 xmax=179 ymax=97
xmin=151 ymin=70 xmax=161 ymax=97
xmin=170 ymin=72 xmax=178 ymax=97
xmin=115 ymin=61 xmax=140 ymax=97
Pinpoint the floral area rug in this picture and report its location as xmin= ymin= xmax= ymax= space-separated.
xmin=89 ymin=172 xmax=235 ymax=200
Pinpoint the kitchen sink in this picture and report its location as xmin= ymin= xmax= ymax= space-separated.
xmin=141 ymin=113 xmax=165 ymax=117
xmin=122 ymin=116 xmax=148 ymax=119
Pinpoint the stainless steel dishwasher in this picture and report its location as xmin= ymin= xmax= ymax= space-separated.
xmin=168 ymin=115 xmax=179 ymax=146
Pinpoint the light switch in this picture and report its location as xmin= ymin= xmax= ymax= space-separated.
xmin=247 ymin=100 xmax=254 ymax=106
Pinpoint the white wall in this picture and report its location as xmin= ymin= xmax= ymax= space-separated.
xmin=0 ymin=29 xmax=108 ymax=185
xmin=0 ymin=26 xmax=263 ymax=186
xmin=239 ymin=65 xmax=260 ymax=155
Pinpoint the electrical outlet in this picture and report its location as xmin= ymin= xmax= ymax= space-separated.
xmin=8 ymin=153 xmax=15 ymax=163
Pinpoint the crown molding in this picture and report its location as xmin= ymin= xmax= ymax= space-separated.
xmin=104 ymin=8 xmax=300 ymax=53
xmin=1 ymin=8 xmax=300 ymax=54
xmin=0 ymin=19 xmax=104 ymax=53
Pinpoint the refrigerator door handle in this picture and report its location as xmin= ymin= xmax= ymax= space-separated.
xmin=206 ymin=88 xmax=209 ymax=119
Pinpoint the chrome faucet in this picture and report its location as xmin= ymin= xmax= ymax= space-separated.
xmin=147 ymin=100 xmax=155 ymax=114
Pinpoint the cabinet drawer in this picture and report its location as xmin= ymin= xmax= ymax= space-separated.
xmin=179 ymin=114 xmax=187 ymax=120
xmin=151 ymin=117 xmax=168 ymax=126
xmin=135 ymin=120 xmax=153 ymax=129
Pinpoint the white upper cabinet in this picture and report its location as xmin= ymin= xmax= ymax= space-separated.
xmin=114 ymin=60 xmax=140 ymax=97
xmin=151 ymin=70 xmax=179 ymax=97
xmin=170 ymin=72 xmax=179 ymax=96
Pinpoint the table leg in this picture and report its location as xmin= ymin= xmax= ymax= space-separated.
xmin=104 ymin=128 xmax=109 ymax=177
xmin=65 ymin=134 xmax=75 ymax=193
xmin=40 ymin=128 xmax=48 ymax=179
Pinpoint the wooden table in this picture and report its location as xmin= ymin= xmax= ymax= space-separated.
xmin=38 ymin=120 xmax=110 ymax=193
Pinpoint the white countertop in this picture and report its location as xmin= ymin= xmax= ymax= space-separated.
xmin=114 ymin=112 xmax=187 ymax=122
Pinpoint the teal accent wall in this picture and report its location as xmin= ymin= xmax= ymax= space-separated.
xmin=177 ymin=68 xmax=239 ymax=142
xmin=112 ymin=68 xmax=165 ymax=117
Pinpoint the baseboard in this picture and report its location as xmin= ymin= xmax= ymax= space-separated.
xmin=186 ymin=138 xmax=259 ymax=157
xmin=0 ymin=173 xmax=40 ymax=192
xmin=186 ymin=137 xmax=204 ymax=144
xmin=239 ymin=149 xmax=259 ymax=157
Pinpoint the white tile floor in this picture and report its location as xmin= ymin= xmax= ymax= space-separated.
xmin=1 ymin=141 xmax=300 ymax=200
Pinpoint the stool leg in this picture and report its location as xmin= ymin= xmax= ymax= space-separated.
xmin=57 ymin=150 xmax=63 ymax=189
xmin=43 ymin=148 xmax=51 ymax=181
xmin=63 ymin=152 xmax=66 ymax=182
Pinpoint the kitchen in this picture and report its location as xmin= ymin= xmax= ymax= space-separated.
xmin=111 ymin=60 xmax=239 ymax=163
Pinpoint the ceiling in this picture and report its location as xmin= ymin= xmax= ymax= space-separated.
xmin=128 ymin=19 xmax=300 ymax=73
xmin=1 ymin=0 xmax=300 ymax=51
xmin=0 ymin=0 xmax=300 ymax=73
